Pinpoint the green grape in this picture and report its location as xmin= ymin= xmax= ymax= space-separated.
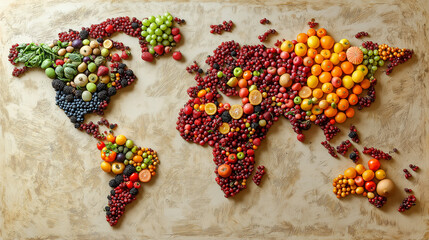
xmin=141 ymin=25 xmax=147 ymax=31
xmin=167 ymin=15 xmax=173 ymax=21
xmin=162 ymin=33 xmax=169 ymax=39
xmin=374 ymin=56 xmax=380 ymax=61
xmin=369 ymin=59 xmax=374 ymax=64
xmin=148 ymin=47 xmax=155 ymax=55
xmin=359 ymin=46 xmax=364 ymax=50
xmin=155 ymin=28 xmax=163 ymax=36
xmin=378 ymin=60 xmax=385 ymax=67
xmin=363 ymin=55 xmax=368 ymax=59
xmin=155 ymin=17 xmax=163 ymax=25
xmin=363 ymin=60 xmax=368 ymax=65
xmin=165 ymin=20 xmax=172 ymax=27
xmin=157 ymin=36 xmax=163 ymax=42
xmin=160 ymin=24 xmax=167 ymax=31
xmin=141 ymin=31 xmax=149 ymax=37
xmin=150 ymin=39 xmax=157 ymax=46
xmin=165 ymin=28 xmax=172 ymax=35
xmin=162 ymin=40 xmax=170 ymax=46
xmin=146 ymin=28 xmax=154 ymax=35
xmin=142 ymin=19 xmax=150 ymax=26
xmin=150 ymin=23 xmax=158 ymax=30
xmin=168 ymin=35 xmax=174 ymax=42
xmin=374 ymin=49 xmax=379 ymax=55
xmin=362 ymin=48 xmax=368 ymax=54
xmin=372 ymin=66 xmax=378 ymax=71
xmin=161 ymin=16 xmax=167 ymax=22
xmin=368 ymin=50 xmax=373 ymax=56
xmin=149 ymin=16 xmax=156 ymax=23
xmin=164 ymin=12 xmax=171 ymax=17
xmin=145 ymin=35 xmax=151 ymax=42
xmin=151 ymin=34 xmax=157 ymax=40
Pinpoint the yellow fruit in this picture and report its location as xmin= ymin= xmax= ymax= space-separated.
xmin=362 ymin=170 xmax=375 ymax=181
xmin=339 ymin=39 xmax=350 ymax=50
xmin=367 ymin=192 xmax=375 ymax=199
xmin=356 ymin=186 xmax=364 ymax=195
xmin=330 ymin=53 xmax=340 ymax=65
xmin=101 ymin=161 xmax=111 ymax=173
xmin=312 ymin=88 xmax=323 ymax=99
xmin=229 ymin=105 xmax=243 ymax=119
xmin=344 ymin=167 xmax=357 ymax=179
xmin=375 ymin=169 xmax=387 ymax=180
xmin=342 ymin=75 xmax=354 ymax=89
xmin=348 ymin=178 xmax=355 ymax=186
xmin=333 ymin=42 xmax=344 ymax=53
xmin=249 ymin=90 xmax=263 ymax=105
xmin=294 ymin=43 xmax=308 ymax=57
xmin=103 ymin=39 xmax=113 ymax=49
xmin=115 ymin=135 xmax=127 ymax=145
xmin=321 ymin=82 xmax=334 ymax=93
xmin=205 ymin=103 xmax=217 ymax=115
xmin=356 ymin=65 xmax=368 ymax=76
xmin=219 ymin=122 xmax=230 ymax=134
xmin=351 ymin=70 xmax=364 ymax=83
xmin=307 ymin=36 xmax=320 ymax=48
xmin=281 ymin=40 xmax=294 ymax=52
xmin=311 ymin=105 xmax=323 ymax=115
xmin=300 ymin=99 xmax=313 ymax=111
xmin=318 ymin=100 xmax=329 ymax=109
xmin=307 ymin=75 xmax=319 ymax=88
xmin=326 ymin=93 xmax=339 ymax=104
xmin=355 ymin=164 xmax=366 ymax=175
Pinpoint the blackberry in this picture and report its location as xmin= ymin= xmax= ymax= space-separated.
xmin=107 ymin=195 xmax=111 ymax=200
xmin=74 ymin=123 xmax=80 ymax=128
xmin=108 ymin=87 xmax=117 ymax=96
xmin=109 ymin=179 xmax=119 ymax=188
xmin=97 ymin=37 xmax=104 ymax=43
xmin=52 ymin=79 xmax=65 ymax=91
xmin=348 ymin=131 xmax=357 ymax=138
xmin=97 ymin=83 xmax=107 ymax=92
xmin=110 ymin=190 xmax=116 ymax=195
xmin=118 ymin=63 xmax=126 ymax=69
xmin=66 ymin=94 xmax=74 ymax=102
xmin=221 ymin=111 xmax=232 ymax=122
xmin=130 ymin=188 xmax=139 ymax=195
xmin=106 ymin=211 xmax=112 ymax=216
xmin=110 ymin=124 xmax=116 ymax=129
xmin=131 ymin=22 xmax=139 ymax=29
xmin=114 ymin=175 xmax=123 ymax=183
xmin=254 ymin=105 xmax=262 ymax=113
xmin=70 ymin=116 xmax=77 ymax=123
xmin=75 ymin=89 xmax=83 ymax=98
xmin=198 ymin=69 xmax=203 ymax=74
xmin=63 ymin=85 xmax=74 ymax=94
xmin=123 ymin=165 xmax=136 ymax=176
xmin=121 ymin=79 xmax=128 ymax=87
xmin=105 ymin=206 xmax=110 ymax=211
xmin=231 ymin=51 xmax=237 ymax=57
xmin=251 ymin=122 xmax=259 ymax=129
xmin=79 ymin=30 xmax=89 ymax=40
xmin=213 ymin=63 xmax=220 ymax=69
xmin=125 ymin=69 xmax=134 ymax=76
xmin=117 ymin=68 xmax=124 ymax=75
xmin=98 ymin=90 xmax=108 ymax=100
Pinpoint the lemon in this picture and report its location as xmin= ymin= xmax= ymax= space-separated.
xmin=339 ymin=39 xmax=350 ymax=50
xmin=356 ymin=65 xmax=368 ymax=76
xmin=307 ymin=36 xmax=320 ymax=49
xmin=307 ymin=75 xmax=319 ymax=88
xmin=351 ymin=70 xmax=364 ymax=83
xmin=330 ymin=53 xmax=340 ymax=65
xmin=342 ymin=75 xmax=354 ymax=89
xmin=375 ymin=169 xmax=386 ymax=180
xmin=333 ymin=42 xmax=344 ymax=53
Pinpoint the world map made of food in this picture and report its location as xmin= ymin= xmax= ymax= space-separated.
xmin=8 ymin=15 xmax=413 ymax=226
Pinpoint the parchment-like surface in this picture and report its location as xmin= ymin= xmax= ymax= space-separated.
xmin=1 ymin=1 xmax=428 ymax=239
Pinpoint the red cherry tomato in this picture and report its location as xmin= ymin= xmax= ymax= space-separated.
xmin=126 ymin=181 xmax=134 ymax=189
xmin=368 ymin=159 xmax=381 ymax=171
xmin=365 ymin=181 xmax=376 ymax=192
xmin=227 ymin=154 xmax=237 ymax=163
xmin=97 ymin=141 xmax=105 ymax=150
xmin=130 ymin=172 xmax=139 ymax=182
xmin=134 ymin=182 xmax=141 ymax=189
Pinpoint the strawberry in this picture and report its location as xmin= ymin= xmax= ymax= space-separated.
xmin=141 ymin=52 xmax=154 ymax=62
xmin=121 ymin=50 xmax=130 ymax=60
xmin=111 ymin=53 xmax=121 ymax=62
xmin=172 ymin=51 xmax=182 ymax=61
xmin=171 ymin=27 xmax=180 ymax=36
xmin=97 ymin=65 xmax=109 ymax=76
xmin=153 ymin=45 xmax=164 ymax=55
xmin=173 ymin=34 xmax=181 ymax=43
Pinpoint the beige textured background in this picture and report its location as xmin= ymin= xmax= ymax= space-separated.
xmin=1 ymin=0 xmax=428 ymax=239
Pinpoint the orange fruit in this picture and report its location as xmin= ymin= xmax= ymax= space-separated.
xmin=326 ymin=93 xmax=339 ymax=104
xmin=360 ymin=79 xmax=371 ymax=89
xmin=336 ymin=87 xmax=349 ymax=99
xmin=321 ymin=82 xmax=334 ymax=93
xmin=314 ymin=54 xmax=324 ymax=64
xmin=362 ymin=170 xmax=375 ymax=181
xmin=321 ymin=60 xmax=333 ymax=72
xmin=205 ymin=103 xmax=217 ymax=115
xmin=311 ymin=64 xmax=322 ymax=76
xmin=324 ymin=106 xmax=337 ymax=118
xmin=355 ymin=164 xmax=366 ymax=175
xmin=139 ymin=169 xmax=152 ymax=182
xmin=319 ymin=71 xmax=332 ymax=83
xmin=348 ymin=94 xmax=359 ymax=105
xmin=198 ymin=89 xmax=207 ymax=98
xmin=320 ymin=35 xmax=335 ymax=49
xmin=341 ymin=61 xmax=354 ymax=75
xmin=199 ymin=104 xmax=205 ymax=111
xmin=307 ymin=48 xmax=318 ymax=58
xmin=299 ymin=86 xmax=312 ymax=98
xmin=310 ymin=114 xmax=317 ymax=121
xmin=238 ymin=78 xmax=248 ymax=88
xmin=307 ymin=28 xmax=316 ymax=36
xmin=249 ymin=90 xmax=262 ymax=105
xmin=317 ymin=28 xmax=327 ymax=38
xmin=133 ymin=155 xmax=143 ymax=163
xmin=345 ymin=107 xmax=355 ymax=118
xmin=311 ymin=105 xmax=323 ymax=115
xmin=356 ymin=187 xmax=364 ymax=195
xmin=320 ymin=49 xmax=331 ymax=59
xmin=331 ymin=66 xmax=343 ymax=77
xmin=318 ymin=99 xmax=329 ymax=109
xmin=229 ymin=105 xmax=243 ymax=119
xmin=335 ymin=112 xmax=347 ymax=123
xmin=312 ymin=88 xmax=323 ymax=99
xmin=219 ymin=122 xmax=230 ymax=134
xmin=352 ymin=85 xmax=363 ymax=95
xmin=100 ymin=161 xmax=111 ymax=173
xmin=344 ymin=167 xmax=357 ymax=179
xmin=338 ymin=51 xmax=347 ymax=61
xmin=297 ymin=33 xmax=308 ymax=43
xmin=115 ymin=135 xmax=127 ymax=145
xmin=337 ymin=99 xmax=350 ymax=111
xmin=243 ymin=70 xmax=252 ymax=80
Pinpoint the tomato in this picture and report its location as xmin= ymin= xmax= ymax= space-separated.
xmin=365 ymin=181 xmax=376 ymax=192
xmin=130 ymin=172 xmax=139 ymax=182
xmin=103 ymin=150 xmax=116 ymax=162
xmin=354 ymin=176 xmax=364 ymax=187
xmin=134 ymin=182 xmax=141 ymax=189
xmin=97 ymin=141 xmax=105 ymax=150
xmin=227 ymin=154 xmax=237 ymax=163
xmin=368 ymin=158 xmax=381 ymax=171
xmin=126 ymin=181 xmax=134 ymax=189
xmin=106 ymin=134 xmax=116 ymax=143
xmin=218 ymin=164 xmax=232 ymax=178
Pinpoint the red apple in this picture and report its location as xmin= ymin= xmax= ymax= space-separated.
xmin=331 ymin=77 xmax=342 ymax=88
xmin=277 ymin=67 xmax=286 ymax=75
xmin=243 ymin=103 xmax=254 ymax=114
xmin=293 ymin=56 xmax=303 ymax=65
xmin=365 ymin=181 xmax=376 ymax=192
xmin=267 ymin=66 xmax=277 ymax=75
xmin=354 ymin=176 xmax=364 ymax=187
xmin=280 ymin=51 xmax=290 ymax=59
xmin=239 ymin=88 xmax=249 ymax=98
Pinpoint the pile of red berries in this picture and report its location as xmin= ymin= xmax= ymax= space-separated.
xmin=398 ymin=195 xmax=416 ymax=212
xmin=307 ymin=19 xmax=318 ymax=28
xmin=174 ymin=17 xmax=186 ymax=24
xmin=355 ymin=31 xmax=369 ymax=38
xmin=210 ymin=20 xmax=234 ymax=34
xmin=260 ymin=18 xmax=270 ymax=24
xmin=368 ymin=194 xmax=387 ymax=208
xmin=403 ymin=169 xmax=412 ymax=179
xmin=363 ymin=146 xmax=392 ymax=160
xmin=252 ymin=166 xmax=266 ymax=186
xmin=258 ymin=29 xmax=277 ymax=42
xmin=336 ymin=140 xmax=352 ymax=156
xmin=186 ymin=61 xmax=201 ymax=74
xmin=321 ymin=141 xmax=337 ymax=157
xmin=348 ymin=125 xmax=360 ymax=143
xmin=409 ymin=164 xmax=419 ymax=171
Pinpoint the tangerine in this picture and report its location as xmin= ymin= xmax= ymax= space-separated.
xmin=336 ymin=87 xmax=349 ymax=99
xmin=312 ymin=88 xmax=324 ymax=99
xmin=320 ymin=35 xmax=335 ymax=49
xmin=341 ymin=61 xmax=354 ymax=75
xmin=338 ymin=51 xmax=347 ymax=61
xmin=307 ymin=28 xmax=316 ymax=36
xmin=352 ymin=85 xmax=363 ymax=95
xmin=307 ymin=48 xmax=318 ymax=58
xmin=348 ymin=94 xmax=359 ymax=105
xmin=324 ymin=106 xmax=338 ymax=118
xmin=337 ymin=99 xmax=350 ymax=111
xmin=345 ymin=107 xmax=355 ymax=118
xmin=321 ymin=60 xmax=333 ymax=72
xmin=331 ymin=66 xmax=343 ymax=77
xmin=311 ymin=64 xmax=322 ymax=76
xmin=344 ymin=167 xmax=357 ymax=179
xmin=316 ymin=28 xmax=327 ymax=38
xmin=297 ymin=33 xmax=309 ymax=43
xmin=319 ymin=71 xmax=332 ymax=83
xmin=314 ymin=54 xmax=325 ymax=64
